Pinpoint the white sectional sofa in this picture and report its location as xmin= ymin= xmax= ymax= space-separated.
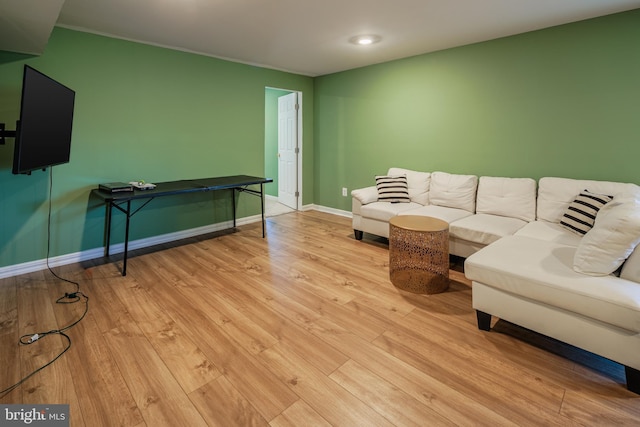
xmin=351 ymin=168 xmax=640 ymax=393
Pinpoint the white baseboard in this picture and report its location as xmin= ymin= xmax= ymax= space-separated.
xmin=264 ymin=194 xmax=351 ymax=218
xmin=0 ymin=206 xmax=352 ymax=280
xmin=0 ymin=214 xmax=261 ymax=280
xmin=308 ymin=204 xmax=352 ymax=218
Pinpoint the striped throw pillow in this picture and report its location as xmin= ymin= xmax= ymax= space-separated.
xmin=376 ymin=175 xmax=410 ymax=203
xmin=560 ymin=190 xmax=613 ymax=235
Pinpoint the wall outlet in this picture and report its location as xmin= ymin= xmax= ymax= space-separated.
xmin=342 ymin=187 xmax=348 ymax=197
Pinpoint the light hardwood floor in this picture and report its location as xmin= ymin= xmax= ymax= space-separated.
xmin=1 ymin=211 xmax=639 ymax=426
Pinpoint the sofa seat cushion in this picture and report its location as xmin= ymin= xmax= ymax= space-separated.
xmin=514 ymin=221 xmax=582 ymax=247
xmin=450 ymin=214 xmax=527 ymax=246
xmin=465 ymin=235 xmax=640 ymax=332
xmin=397 ymin=205 xmax=472 ymax=223
xmin=360 ymin=201 xmax=422 ymax=222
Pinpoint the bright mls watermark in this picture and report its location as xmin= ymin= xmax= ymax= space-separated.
xmin=1 ymin=405 xmax=69 ymax=426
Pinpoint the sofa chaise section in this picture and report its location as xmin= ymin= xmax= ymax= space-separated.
xmin=466 ymin=177 xmax=640 ymax=393
xmin=466 ymin=235 xmax=640 ymax=393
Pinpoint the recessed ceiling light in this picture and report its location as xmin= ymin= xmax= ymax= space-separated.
xmin=349 ymin=35 xmax=382 ymax=46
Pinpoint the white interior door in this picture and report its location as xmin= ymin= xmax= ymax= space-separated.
xmin=278 ymin=92 xmax=298 ymax=210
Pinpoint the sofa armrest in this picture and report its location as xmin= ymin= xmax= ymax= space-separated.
xmin=351 ymin=186 xmax=378 ymax=205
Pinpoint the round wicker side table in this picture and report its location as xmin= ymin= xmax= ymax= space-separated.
xmin=389 ymin=215 xmax=449 ymax=294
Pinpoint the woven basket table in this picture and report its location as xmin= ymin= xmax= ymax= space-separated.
xmin=389 ymin=215 xmax=449 ymax=294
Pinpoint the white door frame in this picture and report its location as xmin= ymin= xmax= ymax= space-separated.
xmin=268 ymin=87 xmax=303 ymax=210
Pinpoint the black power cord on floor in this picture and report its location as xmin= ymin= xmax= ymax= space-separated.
xmin=0 ymin=168 xmax=89 ymax=399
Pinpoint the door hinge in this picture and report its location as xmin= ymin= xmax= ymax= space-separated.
xmin=295 ymin=191 xmax=299 ymax=197
xmin=295 ymin=147 xmax=300 ymax=154
xmin=295 ymin=103 xmax=299 ymax=111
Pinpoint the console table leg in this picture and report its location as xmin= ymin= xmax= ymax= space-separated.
xmin=105 ymin=202 xmax=113 ymax=256
xmin=122 ymin=200 xmax=131 ymax=276
xmin=232 ymin=188 xmax=237 ymax=229
xmin=261 ymin=183 xmax=266 ymax=238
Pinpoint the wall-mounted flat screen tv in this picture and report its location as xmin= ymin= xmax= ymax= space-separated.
xmin=12 ymin=65 xmax=76 ymax=175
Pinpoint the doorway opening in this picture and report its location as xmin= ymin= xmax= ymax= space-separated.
xmin=264 ymin=87 xmax=302 ymax=217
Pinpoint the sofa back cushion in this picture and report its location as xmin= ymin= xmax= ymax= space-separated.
xmin=476 ymin=176 xmax=537 ymax=222
xmin=621 ymin=245 xmax=640 ymax=283
xmin=388 ymin=167 xmax=431 ymax=205
xmin=429 ymin=172 xmax=478 ymax=213
xmin=537 ymin=177 xmax=638 ymax=223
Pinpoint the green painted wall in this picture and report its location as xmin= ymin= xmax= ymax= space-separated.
xmin=0 ymin=28 xmax=313 ymax=268
xmin=264 ymin=88 xmax=293 ymax=197
xmin=313 ymin=9 xmax=640 ymax=211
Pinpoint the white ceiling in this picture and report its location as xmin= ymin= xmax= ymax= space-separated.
xmin=0 ymin=0 xmax=65 ymax=55
xmin=2 ymin=0 xmax=640 ymax=76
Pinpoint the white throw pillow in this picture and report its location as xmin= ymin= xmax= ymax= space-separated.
xmin=621 ymin=245 xmax=640 ymax=283
xmin=573 ymin=195 xmax=640 ymax=276
xmin=429 ymin=171 xmax=478 ymax=213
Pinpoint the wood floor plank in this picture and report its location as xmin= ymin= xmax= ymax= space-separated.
xmin=329 ymin=359 xmax=457 ymax=426
xmin=391 ymin=310 xmax=569 ymax=408
xmin=560 ymin=388 xmax=640 ymax=425
xmin=0 ymin=276 xmax=19 ymax=404
xmin=307 ymin=316 xmax=519 ymax=426
xmin=79 ymin=261 xmax=137 ymax=334
xmin=60 ymin=313 xmax=144 ymax=427
xmin=14 ymin=272 xmax=84 ymax=424
xmin=130 ymin=269 xmax=299 ymax=421
xmin=410 ymin=307 xmax=597 ymax=391
xmin=109 ymin=279 xmax=222 ymax=394
xmin=188 ymin=375 xmax=269 ymax=427
xmin=247 ymin=266 xmax=389 ymax=341
xmin=210 ymin=272 xmax=350 ymax=375
xmin=103 ymin=322 xmax=208 ymax=426
xmin=42 ymin=261 xmax=143 ymax=427
xmin=269 ymin=399 xmax=331 ymax=427
xmin=173 ymin=276 xmax=279 ymax=356
xmin=372 ymin=327 xmax=570 ymax=426
xmin=259 ymin=343 xmax=396 ymax=427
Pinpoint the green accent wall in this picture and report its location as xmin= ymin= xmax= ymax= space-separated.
xmin=0 ymin=28 xmax=313 ymax=268
xmin=264 ymin=88 xmax=293 ymax=197
xmin=313 ymin=9 xmax=640 ymax=211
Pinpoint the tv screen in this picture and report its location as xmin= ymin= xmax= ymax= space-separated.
xmin=12 ymin=65 xmax=76 ymax=175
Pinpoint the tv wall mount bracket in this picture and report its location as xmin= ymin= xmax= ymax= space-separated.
xmin=0 ymin=122 xmax=18 ymax=145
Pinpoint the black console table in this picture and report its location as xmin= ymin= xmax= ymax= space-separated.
xmin=92 ymin=175 xmax=273 ymax=276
